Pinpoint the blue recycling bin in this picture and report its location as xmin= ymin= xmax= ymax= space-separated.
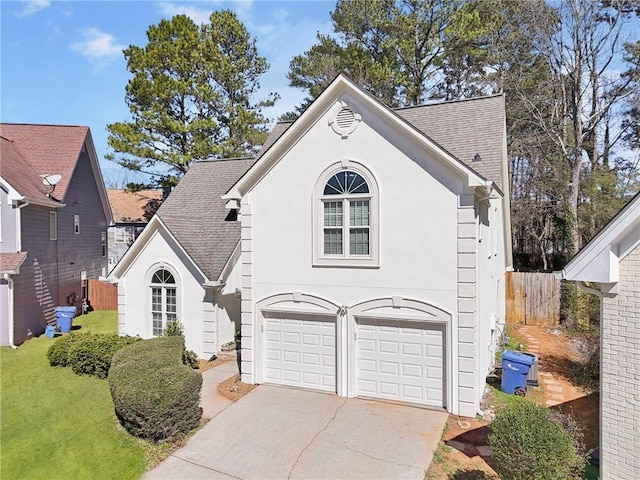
xmin=55 ymin=306 xmax=77 ymax=333
xmin=501 ymin=349 xmax=536 ymax=394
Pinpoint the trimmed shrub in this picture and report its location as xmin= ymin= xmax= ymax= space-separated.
xmin=489 ymin=401 xmax=587 ymax=480
xmin=109 ymin=336 xmax=202 ymax=441
xmin=68 ymin=333 xmax=140 ymax=379
xmin=47 ymin=333 xmax=89 ymax=367
xmin=163 ymin=320 xmax=199 ymax=369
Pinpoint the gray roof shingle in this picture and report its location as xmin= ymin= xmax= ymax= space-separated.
xmin=158 ymin=94 xmax=506 ymax=280
xmin=395 ymin=95 xmax=506 ymax=188
xmin=156 ymin=157 xmax=256 ymax=280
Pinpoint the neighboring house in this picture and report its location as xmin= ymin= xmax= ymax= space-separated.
xmin=557 ymin=193 xmax=640 ymax=480
xmin=106 ymin=189 xmax=162 ymax=271
xmin=0 ymin=124 xmax=111 ymax=346
xmin=110 ymin=75 xmax=512 ymax=417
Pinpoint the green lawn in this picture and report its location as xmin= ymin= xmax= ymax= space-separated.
xmin=0 ymin=311 xmax=146 ymax=480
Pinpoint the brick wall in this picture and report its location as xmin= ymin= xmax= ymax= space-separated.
xmin=601 ymin=244 xmax=640 ymax=480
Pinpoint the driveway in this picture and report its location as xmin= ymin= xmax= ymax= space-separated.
xmin=146 ymin=384 xmax=448 ymax=480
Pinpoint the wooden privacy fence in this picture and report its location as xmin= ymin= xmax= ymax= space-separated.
xmin=506 ymin=271 xmax=560 ymax=326
xmin=88 ymin=279 xmax=117 ymax=311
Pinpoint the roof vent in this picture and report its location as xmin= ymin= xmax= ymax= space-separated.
xmin=336 ymin=108 xmax=355 ymax=129
xmin=473 ymin=153 xmax=482 ymax=162
xmin=329 ymin=101 xmax=362 ymax=139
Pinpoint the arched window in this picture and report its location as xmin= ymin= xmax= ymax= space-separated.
xmin=314 ymin=162 xmax=379 ymax=267
xmin=150 ymin=267 xmax=177 ymax=336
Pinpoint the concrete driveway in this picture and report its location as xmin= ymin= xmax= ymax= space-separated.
xmin=146 ymin=384 xmax=448 ymax=480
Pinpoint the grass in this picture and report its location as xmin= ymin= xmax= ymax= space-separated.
xmin=0 ymin=311 xmax=147 ymax=480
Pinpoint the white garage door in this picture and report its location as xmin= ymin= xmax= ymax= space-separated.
xmin=263 ymin=313 xmax=336 ymax=392
xmin=356 ymin=319 xmax=445 ymax=407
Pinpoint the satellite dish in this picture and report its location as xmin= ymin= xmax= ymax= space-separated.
xmin=42 ymin=174 xmax=62 ymax=186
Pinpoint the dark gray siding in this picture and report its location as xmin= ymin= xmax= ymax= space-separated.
xmin=12 ymin=145 xmax=108 ymax=344
xmin=13 ymin=205 xmax=59 ymax=344
xmin=56 ymin=146 xmax=108 ymax=309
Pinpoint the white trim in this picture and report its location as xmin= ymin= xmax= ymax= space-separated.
xmin=312 ymin=160 xmax=380 ymax=268
xmin=560 ymin=194 xmax=640 ymax=283
xmin=255 ymin=293 xmax=341 ymax=392
xmin=347 ymin=297 xmax=452 ymax=410
xmin=222 ymin=74 xmax=487 ymax=202
xmin=108 ymin=215 xmax=209 ymax=282
xmin=145 ymin=262 xmax=181 ymax=337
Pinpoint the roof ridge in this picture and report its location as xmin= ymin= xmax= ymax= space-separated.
xmin=0 ymin=122 xmax=88 ymax=129
xmin=394 ymin=93 xmax=504 ymax=111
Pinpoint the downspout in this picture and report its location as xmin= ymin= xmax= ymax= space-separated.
xmin=4 ymin=274 xmax=17 ymax=349
xmin=8 ymin=200 xmax=31 ymax=349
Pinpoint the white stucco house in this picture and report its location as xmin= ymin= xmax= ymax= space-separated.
xmin=109 ymin=75 xmax=512 ymax=417
xmin=557 ymin=193 xmax=640 ymax=480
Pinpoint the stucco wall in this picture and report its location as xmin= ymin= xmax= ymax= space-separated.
xmin=239 ymin=92 xmax=504 ymax=416
xmin=117 ymin=227 xmax=238 ymax=358
xmin=601 ymin=243 xmax=640 ymax=480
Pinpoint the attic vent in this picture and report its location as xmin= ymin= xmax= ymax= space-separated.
xmin=336 ymin=108 xmax=355 ymax=129
xmin=329 ymin=101 xmax=362 ymax=138
xmin=473 ymin=153 xmax=482 ymax=162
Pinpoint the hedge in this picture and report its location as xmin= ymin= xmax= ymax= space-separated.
xmin=108 ymin=336 xmax=202 ymax=441
xmin=488 ymin=401 xmax=587 ymax=480
xmin=47 ymin=332 xmax=140 ymax=379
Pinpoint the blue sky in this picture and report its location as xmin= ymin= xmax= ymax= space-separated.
xmin=1 ymin=0 xmax=334 ymax=186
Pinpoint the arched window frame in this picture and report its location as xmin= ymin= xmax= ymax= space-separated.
xmin=313 ymin=160 xmax=379 ymax=267
xmin=147 ymin=264 xmax=180 ymax=336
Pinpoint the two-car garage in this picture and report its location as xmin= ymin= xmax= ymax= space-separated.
xmin=259 ymin=297 xmax=447 ymax=409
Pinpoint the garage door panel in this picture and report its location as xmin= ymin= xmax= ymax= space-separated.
xmin=264 ymin=314 xmax=336 ymax=392
xmin=356 ymin=318 xmax=445 ymax=407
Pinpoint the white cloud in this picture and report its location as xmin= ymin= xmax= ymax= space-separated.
xmin=15 ymin=0 xmax=50 ymax=17
xmin=156 ymin=2 xmax=214 ymax=25
xmin=71 ymin=28 xmax=125 ymax=59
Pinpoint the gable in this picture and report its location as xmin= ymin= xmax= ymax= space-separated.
xmin=561 ymin=193 xmax=640 ymax=283
xmin=224 ymin=75 xmax=498 ymax=202
xmin=0 ymin=124 xmax=112 ymax=221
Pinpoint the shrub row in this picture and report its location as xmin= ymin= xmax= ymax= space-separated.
xmin=488 ymin=401 xmax=588 ymax=480
xmin=47 ymin=333 xmax=140 ymax=379
xmin=108 ymin=336 xmax=202 ymax=441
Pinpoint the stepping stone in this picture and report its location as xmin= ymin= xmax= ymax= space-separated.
xmin=477 ymin=446 xmax=493 ymax=457
xmin=546 ymin=384 xmax=563 ymax=393
xmin=540 ymin=372 xmax=553 ymax=377
xmin=446 ymin=441 xmax=466 ymax=453
xmin=546 ymin=400 xmax=562 ymax=406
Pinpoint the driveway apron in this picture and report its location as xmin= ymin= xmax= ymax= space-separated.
xmin=145 ymin=384 xmax=448 ymax=480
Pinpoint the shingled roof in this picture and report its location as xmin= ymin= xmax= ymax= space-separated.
xmin=0 ymin=136 xmax=49 ymax=202
xmin=396 ymin=95 xmax=506 ymax=188
xmin=1 ymin=124 xmax=90 ymax=200
xmin=155 ymin=158 xmax=256 ymax=280
xmin=107 ymin=189 xmax=163 ymax=223
xmin=253 ymin=95 xmax=506 ymax=189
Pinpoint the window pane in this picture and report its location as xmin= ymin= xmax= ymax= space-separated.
xmin=152 ymin=313 xmax=163 ymax=336
xmin=350 ymin=228 xmax=370 ymax=255
xmin=323 ymin=201 xmax=343 ymax=226
xmin=152 ymin=268 xmax=175 ymax=284
xmin=323 ymin=171 xmax=369 ymax=195
xmin=166 ymin=288 xmax=176 ymax=313
xmin=349 ymin=200 xmax=370 ymax=226
xmin=324 ymin=228 xmax=343 ymax=255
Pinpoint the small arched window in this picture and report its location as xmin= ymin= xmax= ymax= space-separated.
xmin=314 ymin=162 xmax=379 ymax=267
xmin=150 ymin=267 xmax=177 ymax=336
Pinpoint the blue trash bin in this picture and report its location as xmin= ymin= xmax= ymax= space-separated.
xmin=501 ymin=350 xmax=536 ymax=395
xmin=55 ymin=306 xmax=77 ymax=333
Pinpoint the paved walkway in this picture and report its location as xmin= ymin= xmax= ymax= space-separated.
xmin=199 ymin=359 xmax=240 ymax=418
xmin=517 ymin=328 xmax=567 ymax=407
xmin=146 ymin=361 xmax=448 ymax=480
